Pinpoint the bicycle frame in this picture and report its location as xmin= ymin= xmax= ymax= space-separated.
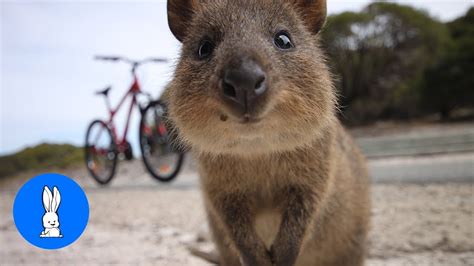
xmin=104 ymin=74 xmax=142 ymax=153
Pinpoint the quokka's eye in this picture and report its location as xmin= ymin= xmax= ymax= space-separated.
xmin=198 ymin=40 xmax=214 ymax=59
xmin=274 ymin=31 xmax=294 ymax=50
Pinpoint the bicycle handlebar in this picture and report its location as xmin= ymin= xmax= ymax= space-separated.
xmin=94 ymin=55 xmax=168 ymax=65
xmin=94 ymin=55 xmax=121 ymax=61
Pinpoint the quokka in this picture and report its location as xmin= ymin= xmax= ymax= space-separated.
xmin=165 ymin=0 xmax=371 ymax=265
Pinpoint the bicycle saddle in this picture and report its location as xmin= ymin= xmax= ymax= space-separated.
xmin=96 ymin=86 xmax=112 ymax=96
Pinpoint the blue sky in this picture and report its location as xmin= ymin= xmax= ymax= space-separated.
xmin=1 ymin=0 xmax=473 ymax=155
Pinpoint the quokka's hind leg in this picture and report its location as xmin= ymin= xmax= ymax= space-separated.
xmin=326 ymin=232 xmax=367 ymax=266
xmin=328 ymin=247 xmax=365 ymax=266
xmin=188 ymin=245 xmax=220 ymax=264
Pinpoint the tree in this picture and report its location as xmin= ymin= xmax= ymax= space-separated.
xmin=421 ymin=7 xmax=474 ymax=119
xmin=321 ymin=2 xmax=451 ymax=125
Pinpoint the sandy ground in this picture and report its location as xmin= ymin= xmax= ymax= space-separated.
xmin=0 ymin=159 xmax=473 ymax=266
xmin=1 ymin=121 xmax=473 ymax=265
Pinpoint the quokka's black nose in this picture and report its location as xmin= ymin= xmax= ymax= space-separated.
xmin=220 ymin=58 xmax=267 ymax=115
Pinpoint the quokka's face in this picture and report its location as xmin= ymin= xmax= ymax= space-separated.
xmin=168 ymin=0 xmax=335 ymax=155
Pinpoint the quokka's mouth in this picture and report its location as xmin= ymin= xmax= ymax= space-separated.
xmin=239 ymin=115 xmax=262 ymax=124
xmin=220 ymin=111 xmax=263 ymax=125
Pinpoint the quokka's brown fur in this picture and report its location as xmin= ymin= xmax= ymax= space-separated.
xmin=165 ymin=0 xmax=371 ymax=265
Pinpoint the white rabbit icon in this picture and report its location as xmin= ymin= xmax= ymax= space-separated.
xmin=40 ymin=186 xmax=63 ymax=238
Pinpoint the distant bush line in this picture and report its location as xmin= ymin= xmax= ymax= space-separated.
xmin=0 ymin=143 xmax=82 ymax=178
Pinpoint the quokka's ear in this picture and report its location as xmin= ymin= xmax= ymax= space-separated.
xmin=291 ymin=0 xmax=327 ymax=34
xmin=167 ymin=0 xmax=199 ymax=42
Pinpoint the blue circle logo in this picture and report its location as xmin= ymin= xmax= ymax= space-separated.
xmin=13 ymin=173 xmax=89 ymax=250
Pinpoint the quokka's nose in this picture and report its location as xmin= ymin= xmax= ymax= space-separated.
xmin=220 ymin=58 xmax=267 ymax=115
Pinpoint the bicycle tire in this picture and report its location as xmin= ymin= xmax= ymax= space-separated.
xmin=84 ymin=120 xmax=118 ymax=185
xmin=139 ymin=102 xmax=184 ymax=182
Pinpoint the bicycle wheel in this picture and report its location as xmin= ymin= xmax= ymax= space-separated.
xmin=139 ymin=102 xmax=184 ymax=182
xmin=85 ymin=120 xmax=118 ymax=185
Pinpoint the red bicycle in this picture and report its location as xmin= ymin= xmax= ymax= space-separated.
xmin=84 ymin=56 xmax=184 ymax=185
